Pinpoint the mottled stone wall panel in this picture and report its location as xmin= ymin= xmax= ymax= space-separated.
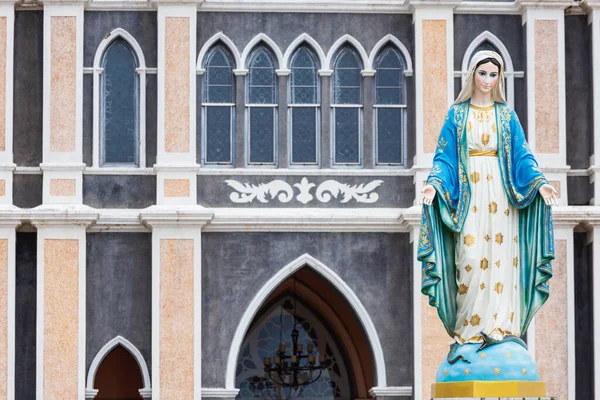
xmin=421 ymin=298 xmax=448 ymax=400
xmin=536 ymin=239 xmax=567 ymax=399
xmin=0 ymin=239 xmax=7 ymax=399
xmin=83 ymin=175 xmax=156 ymax=208
xmin=164 ymin=179 xmax=190 ymax=197
xmin=165 ymin=18 xmax=190 ymax=153
xmin=160 ymin=239 xmax=194 ymax=397
xmin=49 ymin=179 xmax=76 ymax=197
xmin=0 ymin=18 xmax=7 ymax=152
xmin=43 ymin=239 xmax=79 ymax=399
xmin=534 ymin=20 xmax=559 ymax=154
xmin=13 ymin=174 xmax=42 ymax=209
xmin=423 ymin=20 xmax=447 ymax=154
xmin=50 ymin=17 xmax=77 ymax=153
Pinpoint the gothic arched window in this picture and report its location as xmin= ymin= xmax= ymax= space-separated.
xmin=100 ymin=38 xmax=140 ymax=166
xmin=202 ymin=44 xmax=236 ymax=165
xmin=331 ymin=46 xmax=362 ymax=166
xmin=246 ymin=46 xmax=278 ymax=165
xmin=289 ymin=46 xmax=320 ymax=166
xmin=374 ymin=45 xmax=406 ymax=166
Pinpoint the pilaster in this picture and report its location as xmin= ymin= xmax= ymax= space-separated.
xmin=42 ymin=2 xmax=85 ymax=205
xmin=585 ymin=2 xmax=600 ymax=204
xmin=140 ymin=205 xmax=213 ymax=400
xmin=155 ymin=4 xmax=199 ymax=205
xmin=411 ymin=3 xmax=455 ymax=205
xmin=0 ymin=4 xmax=14 ymax=207
xmin=522 ymin=6 xmax=569 ymax=205
xmin=591 ymin=221 xmax=600 ymax=400
xmin=31 ymin=206 xmax=97 ymax=400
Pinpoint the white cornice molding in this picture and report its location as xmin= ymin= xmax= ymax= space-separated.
xmin=139 ymin=205 xmax=214 ymax=229
xmin=201 ymin=388 xmax=240 ymax=398
xmin=369 ymin=386 xmax=413 ymax=397
xmin=29 ymin=204 xmax=99 ymax=228
xmin=199 ymin=0 xmax=411 ymax=13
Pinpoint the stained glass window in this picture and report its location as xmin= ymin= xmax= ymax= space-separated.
xmin=203 ymin=45 xmax=235 ymax=164
xmin=374 ymin=46 xmax=406 ymax=165
xmin=332 ymin=46 xmax=362 ymax=165
xmin=246 ymin=46 xmax=277 ymax=165
xmin=289 ymin=46 xmax=320 ymax=165
xmin=235 ymin=297 xmax=351 ymax=399
xmin=100 ymin=38 xmax=139 ymax=166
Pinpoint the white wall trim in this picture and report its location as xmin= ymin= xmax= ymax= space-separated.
xmin=369 ymin=386 xmax=413 ymax=397
xmin=326 ymin=34 xmax=369 ymax=70
xmin=461 ymin=30 xmax=516 ymax=108
xmin=240 ymin=33 xmax=284 ymax=69
xmin=224 ymin=253 xmax=387 ymax=389
xmin=91 ymin=28 xmax=147 ymax=168
xmin=282 ymin=33 xmax=327 ymax=70
xmin=2 ymin=227 xmax=16 ymax=400
xmin=85 ymin=335 xmax=152 ymax=399
xmin=0 ymin=5 xmax=14 ymax=166
xmin=367 ymin=34 xmax=413 ymax=75
xmin=200 ymin=388 xmax=240 ymax=398
xmin=196 ymin=31 xmax=241 ymax=71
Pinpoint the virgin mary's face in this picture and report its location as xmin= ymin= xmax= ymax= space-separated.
xmin=473 ymin=61 xmax=499 ymax=95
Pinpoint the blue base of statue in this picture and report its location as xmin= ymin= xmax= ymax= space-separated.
xmin=436 ymin=342 xmax=540 ymax=382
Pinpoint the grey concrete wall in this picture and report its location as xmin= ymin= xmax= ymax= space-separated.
xmin=198 ymin=174 xmax=414 ymax=207
xmin=15 ymin=232 xmax=36 ymax=400
xmin=86 ymin=233 xmax=152 ymax=380
xmin=575 ymin=232 xmax=594 ymax=398
xmin=13 ymin=174 xmax=42 ymax=209
xmin=197 ymin=12 xmax=415 ymax=169
xmin=83 ymin=175 xmax=156 ymax=208
xmin=14 ymin=11 xmax=43 ymax=167
xmin=568 ymin=176 xmax=591 ymax=206
xmin=201 ymin=232 xmax=413 ymax=387
xmin=566 ymin=15 xmax=592 ymax=170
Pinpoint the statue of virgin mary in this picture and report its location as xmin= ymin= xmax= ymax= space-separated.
xmin=418 ymin=50 xmax=556 ymax=349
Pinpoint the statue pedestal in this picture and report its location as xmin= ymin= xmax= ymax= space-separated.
xmin=432 ymin=381 xmax=547 ymax=398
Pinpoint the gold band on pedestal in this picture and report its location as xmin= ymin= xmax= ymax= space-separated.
xmin=432 ymin=381 xmax=546 ymax=397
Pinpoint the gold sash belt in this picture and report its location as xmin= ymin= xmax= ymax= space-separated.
xmin=469 ymin=150 xmax=498 ymax=157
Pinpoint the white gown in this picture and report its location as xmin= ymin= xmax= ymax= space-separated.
xmin=453 ymin=104 xmax=520 ymax=344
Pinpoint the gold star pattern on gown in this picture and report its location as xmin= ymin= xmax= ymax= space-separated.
xmin=481 ymin=133 xmax=490 ymax=145
xmin=470 ymin=172 xmax=481 ymax=183
xmin=493 ymin=313 xmax=497 ymax=319
xmin=463 ymin=319 xmax=469 ymax=327
xmin=458 ymin=284 xmax=468 ymax=295
xmin=484 ymin=234 xmax=491 ymax=241
xmin=464 ymin=368 xmax=470 ymax=376
xmin=444 ymin=369 xmax=448 ymax=376
xmin=495 ymin=233 xmax=504 ymax=245
xmin=522 ymin=369 xmax=527 ymax=375
xmin=506 ymin=353 xmax=512 ymax=359
xmin=494 ymin=282 xmax=504 ymax=294
xmin=495 ymin=260 xmax=501 ymax=268
xmin=489 ymin=201 xmax=498 ymax=214
xmin=514 ymin=236 xmax=518 ymax=243
xmin=509 ymin=312 xmax=515 ymax=323
xmin=493 ymin=368 xmax=500 ymax=375
xmin=470 ymin=314 xmax=481 ymax=326
xmin=465 ymin=264 xmax=472 ymax=272
xmin=513 ymin=257 xmax=518 ymax=267
xmin=479 ymin=352 xmax=485 ymax=358
xmin=472 ymin=205 xmax=478 ymax=213
xmin=504 ymin=208 xmax=510 ymax=216
xmin=480 ymin=258 xmax=489 ymax=270
xmin=480 ymin=283 xmax=486 ymax=290
xmin=487 ymin=174 xmax=493 ymax=181
xmin=456 ymin=269 xmax=461 ymax=280
xmin=464 ymin=234 xmax=475 ymax=247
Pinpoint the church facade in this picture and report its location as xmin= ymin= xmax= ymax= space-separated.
xmin=0 ymin=0 xmax=595 ymax=398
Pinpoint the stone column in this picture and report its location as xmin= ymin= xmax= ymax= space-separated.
xmin=411 ymin=4 xmax=455 ymax=206
xmin=591 ymin=222 xmax=600 ymax=400
xmin=0 ymin=2 xmax=14 ymax=207
xmin=155 ymin=3 xmax=199 ymax=206
xmin=31 ymin=210 xmax=96 ymax=400
xmin=533 ymin=220 xmax=576 ymax=400
xmin=586 ymin=2 xmax=600 ymax=204
xmin=410 ymin=4 xmax=455 ymax=398
xmin=522 ymin=6 xmax=569 ymax=205
xmin=141 ymin=208 xmax=213 ymax=400
xmin=41 ymin=2 xmax=85 ymax=205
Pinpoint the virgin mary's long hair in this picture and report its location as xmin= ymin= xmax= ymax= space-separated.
xmin=454 ymin=50 xmax=507 ymax=105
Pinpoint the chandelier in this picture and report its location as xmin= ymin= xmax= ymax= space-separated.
xmin=253 ymin=275 xmax=330 ymax=399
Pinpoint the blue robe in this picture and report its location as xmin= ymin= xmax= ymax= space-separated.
xmin=418 ymin=100 xmax=554 ymax=339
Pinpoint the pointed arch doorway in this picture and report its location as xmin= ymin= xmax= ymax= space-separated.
xmin=234 ymin=266 xmax=375 ymax=399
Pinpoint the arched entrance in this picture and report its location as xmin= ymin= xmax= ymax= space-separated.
xmin=86 ymin=336 xmax=152 ymax=399
xmin=234 ymin=266 xmax=375 ymax=399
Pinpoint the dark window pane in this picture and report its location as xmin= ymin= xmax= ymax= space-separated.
xmin=335 ymin=48 xmax=361 ymax=69
xmin=249 ymin=48 xmax=274 ymax=68
xmin=376 ymin=88 xmax=401 ymax=105
xmin=249 ymin=87 xmax=276 ymax=104
xmin=377 ymin=108 xmax=402 ymax=164
xmin=205 ymin=46 xmax=234 ymax=103
xmin=377 ymin=48 xmax=403 ymax=69
xmin=101 ymin=38 xmax=138 ymax=165
xmin=206 ymin=86 xmax=232 ymax=104
xmin=334 ymin=69 xmax=361 ymax=88
xmin=291 ymin=48 xmax=316 ymax=68
xmin=292 ymin=68 xmax=317 ymax=87
xmin=291 ymin=107 xmax=317 ymax=164
xmin=334 ymin=108 xmax=359 ymax=164
xmin=249 ymin=67 xmax=276 ymax=86
xmin=376 ymin=68 xmax=401 ymax=88
xmin=206 ymin=106 xmax=232 ymax=163
xmin=292 ymin=87 xmax=317 ymax=104
xmin=249 ymin=108 xmax=275 ymax=163
xmin=334 ymin=88 xmax=360 ymax=105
